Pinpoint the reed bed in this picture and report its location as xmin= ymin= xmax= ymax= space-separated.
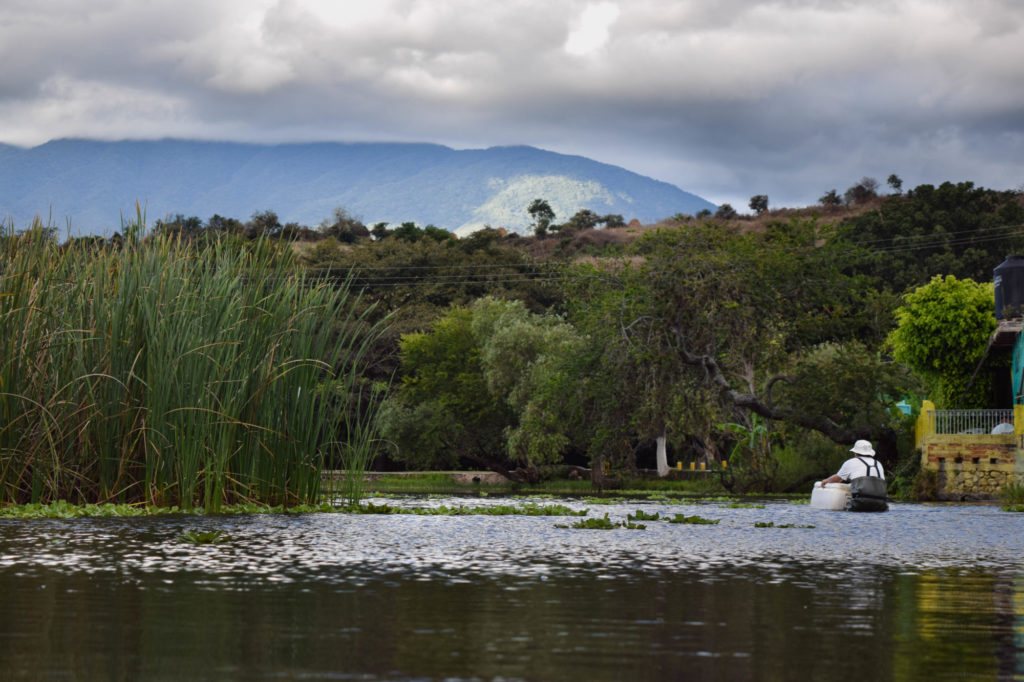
xmin=0 ymin=220 xmax=387 ymax=511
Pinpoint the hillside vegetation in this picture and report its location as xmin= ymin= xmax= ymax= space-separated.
xmin=4 ymin=178 xmax=1024 ymax=505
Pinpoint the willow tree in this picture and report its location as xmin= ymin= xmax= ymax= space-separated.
xmin=378 ymin=297 xmax=582 ymax=481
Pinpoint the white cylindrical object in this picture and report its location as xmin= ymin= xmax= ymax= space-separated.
xmin=810 ymin=482 xmax=851 ymax=511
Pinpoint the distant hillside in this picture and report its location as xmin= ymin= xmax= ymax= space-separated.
xmin=0 ymin=139 xmax=717 ymax=236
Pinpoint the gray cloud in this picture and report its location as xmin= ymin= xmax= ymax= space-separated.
xmin=2 ymin=0 xmax=1023 ymax=210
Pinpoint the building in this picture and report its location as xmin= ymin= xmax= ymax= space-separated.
xmin=916 ymin=256 xmax=1024 ymax=498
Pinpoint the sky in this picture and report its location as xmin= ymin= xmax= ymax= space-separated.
xmin=2 ymin=0 xmax=1023 ymax=211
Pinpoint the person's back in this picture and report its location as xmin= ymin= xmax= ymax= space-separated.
xmin=821 ymin=440 xmax=888 ymax=512
xmin=836 ymin=454 xmax=884 ymax=483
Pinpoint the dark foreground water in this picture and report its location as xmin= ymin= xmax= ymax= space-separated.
xmin=1 ymin=498 xmax=1022 ymax=681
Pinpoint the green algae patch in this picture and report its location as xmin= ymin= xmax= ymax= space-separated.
xmin=0 ymin=500 xmax=588 ymax=519
xmin=178 ymin=529 xmax=231 ymax=545
xmin=754 ymin=521 xmax=815 ymax=528
xmin=667 ymin=514 xmax=720 ymax=525
xmin=555 ymin=513 xmax=645 ymax=530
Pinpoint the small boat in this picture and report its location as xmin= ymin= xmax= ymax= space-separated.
xmin=810 ymin=481 xmax=851 ymax=510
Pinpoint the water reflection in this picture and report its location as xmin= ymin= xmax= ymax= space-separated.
xmin=1 ymin=499 xmax=1022 ymax=680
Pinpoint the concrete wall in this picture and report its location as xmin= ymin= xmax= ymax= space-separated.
xmin=918 ymin=400 xmax=1024 ymax=498
xmin=919 ymin=434 xmax=1018 ymax=496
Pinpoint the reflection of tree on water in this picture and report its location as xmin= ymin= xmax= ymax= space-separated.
xmin=891 ymin=569 xmax=1024 ymax=681
xmin=841 ymin=569 xmax=889 ymax=619
xmin=994 ymin=571 xmax=1024 ymax=680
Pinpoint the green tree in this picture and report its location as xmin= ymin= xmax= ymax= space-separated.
xmin=720 ymin=414 xmax=778 ymax=493
xmin=528 ymin=199 xmax=555 ymax=237
xmin=207 ymin=214 xmax=244 ymax=235
xmin=563 ymin=209 xmax=600 ymax=232
xmin=749 ymin=195 xmax=769 ymax=215
xmin=602 ymin=214 xmax=626 ymax=228
xmin=887 ymin=174 xmax=903 ymax=194
xmin=378 ymin=305 xmax=514 ymax=474
xmin=319 ymin=207 xmax=370 ymax=243
xmin=714 ymin=203 xmax=738 ymax=220
xmin=819 ymin=189 xmax=842 ymax=207
xmin=379 ymin=298 xmax=581 ymax=480
xmin=247 ymin=210 xmax=281 ymax=236
xmin=887 ymin=275 xmax=997 ymax=408
xmin=391 ymin=222 xmax=423 ymax=242
xmin=422 ymin=225 xmax=455 ymax=243
xmin=564 ymin=217 xmax=907 ymax=466
xmin=844 ymin=177 xmax=879 ymax=205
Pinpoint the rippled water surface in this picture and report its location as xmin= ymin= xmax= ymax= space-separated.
xmin=1 ymin=498 xmax=1023 ymax=681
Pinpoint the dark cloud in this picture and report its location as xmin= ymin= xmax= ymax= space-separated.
xmin=1 ymin=0 xmax=1023 ymax=209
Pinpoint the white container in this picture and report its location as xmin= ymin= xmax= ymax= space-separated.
xmin=810 ymin=481 xmax=851 ymax=511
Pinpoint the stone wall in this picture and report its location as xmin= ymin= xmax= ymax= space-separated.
xmin=919 ymin=434 xmax=1019 ymax=497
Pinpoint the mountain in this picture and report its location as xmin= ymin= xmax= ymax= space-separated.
xmin=0 ymin=139 xmax=717 ymax=236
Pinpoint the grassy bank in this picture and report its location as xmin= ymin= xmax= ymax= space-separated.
xmin=0 ymin=220 xmax=386 ymax=511
xmin=322 ymin=471 xmax=730 ymax=498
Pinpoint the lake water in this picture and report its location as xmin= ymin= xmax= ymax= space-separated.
xmin=1 ymin=498 xmax=1022 ymax=681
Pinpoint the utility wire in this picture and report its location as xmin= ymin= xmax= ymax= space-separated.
xmin=267 ymin=221 xmax=1024 ymax=289
xmin=836 ymin=221 xmax=1024 ymax=250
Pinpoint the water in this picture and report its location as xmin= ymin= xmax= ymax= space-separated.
xmin=1 ymin=498 xmax=1022 ymax=681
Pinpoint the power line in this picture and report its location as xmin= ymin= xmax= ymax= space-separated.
xmin=258 ymin=221 xmax=1024 ymax=290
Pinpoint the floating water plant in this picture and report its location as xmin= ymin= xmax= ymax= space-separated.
xmin=667 ymin=514 xmax=720 ymax=525
xmin=0 ymin=501 xmax=152 ymax=519
xmin=349 ymin=502 xmax=588 ymax=516
xmin=0 ymin=499 xmax=587 ymax=518
xmin=628 ymin=510 xmax=661 ymax=521
xmin=722 ymin=503 xmax=765 ymax=509
xmin=555 ymin=513 xmax=645 ymax=530
xmin=581 ymin=496 xmax=629 ymax=505
xmin=357 ymin=502 xmax=397 ymax=514
xmin=178 ymin=529 xmax=230 ymax=545
xmin=754 ymin=522 xmax=815 ymax=529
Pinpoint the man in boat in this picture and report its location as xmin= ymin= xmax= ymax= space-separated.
xmin=819 ymin=439 xmax=888 ymax=512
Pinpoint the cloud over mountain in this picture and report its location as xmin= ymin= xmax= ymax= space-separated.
xmin=1 ymin=1 xmax=1021 ymax=209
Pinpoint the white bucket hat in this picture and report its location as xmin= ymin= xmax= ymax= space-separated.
xmin=850 ymin=439 xmax=876 ymax=457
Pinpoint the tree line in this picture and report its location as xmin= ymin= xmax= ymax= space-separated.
xmin=16 ymin=179 xmax=1024 ymax=498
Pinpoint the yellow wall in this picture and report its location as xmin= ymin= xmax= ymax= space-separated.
xmin=914 ymin=399 xmax=1024 ymax=496
xmin=919 ymin=432 xmax=1018 ymax=497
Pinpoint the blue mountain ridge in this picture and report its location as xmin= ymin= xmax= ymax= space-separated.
xmin=0 ymin=139 xmax=717 ymax=236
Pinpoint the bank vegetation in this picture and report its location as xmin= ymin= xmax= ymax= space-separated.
xmin=4 ymin=179 xmax=1024 ymax=506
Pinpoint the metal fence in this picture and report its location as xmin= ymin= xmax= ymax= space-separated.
xmin=927 ymin=409 xmax=1014 ymax=435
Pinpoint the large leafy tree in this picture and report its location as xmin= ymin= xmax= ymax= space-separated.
xmin=887 ymin=275 xmax=997 ymax=408
xmin=378 ymin=305 xmax=513 ymax=474
xmin=562 ymin=217 xmax=912 ymax=464
xmin=378 ymin=297 xmax=581 ymax=480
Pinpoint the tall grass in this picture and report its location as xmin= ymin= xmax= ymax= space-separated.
xmin=999 ymin=480 xmax=1024 ymax=510
xmin=0 ymin=218 xmax=387 ymax=511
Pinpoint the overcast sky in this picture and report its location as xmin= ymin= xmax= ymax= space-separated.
xmin=2 ymin=0 xmax=1023 ymax=210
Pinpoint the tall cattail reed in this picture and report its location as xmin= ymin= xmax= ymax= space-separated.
xmin=0 ymin=217 xmax=387 ymax=511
